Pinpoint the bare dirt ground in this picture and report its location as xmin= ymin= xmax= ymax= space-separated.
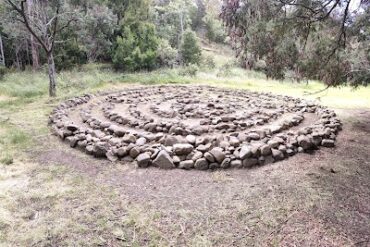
xmin=1 ymin=108 xmax=369 ymax=246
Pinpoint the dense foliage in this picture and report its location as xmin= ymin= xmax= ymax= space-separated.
xmin=0 ymin=0 xmax=368 ymax=88
xmin=180 ymin=29 xmax=202 ymax=65
xmin=220 ymin=0 xmax=370 ymax=86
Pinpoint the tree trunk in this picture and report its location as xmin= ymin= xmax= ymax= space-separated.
xmin=0 ymin=34 xmax=5 ymax=66
xmin=27 ymin=0 xmax=40 ymax=70
xmin=47 ymin=52 xmax=56 ymax=97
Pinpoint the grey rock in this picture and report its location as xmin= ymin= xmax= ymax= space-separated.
xmin=186 ymin=135 xmax=196 ymax=144
xmin=106 ymin=150 xmax=118 ymax=162
xmin=239 ymin=146 xmax=252 ymax=159
xmin=123 ymin=134 xmax=137 ymax=143
xmin=220 ymin=158 xmax=231 ymax=168
xmin=194 ymin=158 xmax=209 ymax=170
xmin=136 ymin=152 xmax=151 ymax=168
xmin=179 ymin=160 xmax=194 ymax=169
xmin=243 ymin=158 xmax=258 ymax=167
xmin=322 ymin=139 xmax=335 ymax=147
xmin=230 ymin=159 xmax=243 ymax=168
xmin=209 ymin=147 xmax=226 ymax=163
xmin=136 ymin=137 xmax=147 ymax=146
xmin=204 ymin=152 xmax=215 ymax=162
xmin=297 ymin=135 xmax=312 ymax=150
xmin=129 ymin=147 xmax=140 ymax=158
xmin=173 ymin=143 xmax=194 ymax=155
xmin=153 ymin=150 xmax=175 ymax=169
xmin=260 ymin=145 xmax=272 ymax=156
xmin=271 ymin=149 xmax=284 ymax=161
xmin=248 ymin=132 xmax=260 ymax=140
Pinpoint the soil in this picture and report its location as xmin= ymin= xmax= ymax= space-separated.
xmin=32 ymin=108 xmax=370 ymax=246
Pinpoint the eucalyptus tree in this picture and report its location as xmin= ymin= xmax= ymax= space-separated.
xmin=5 ymin=0 xmax=77 ymax=96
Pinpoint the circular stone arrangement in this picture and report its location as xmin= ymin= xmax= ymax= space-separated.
xmin=49 ymin=85 xmax=342 ymax=170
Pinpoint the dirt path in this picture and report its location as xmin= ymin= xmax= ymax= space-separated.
xmin=27 ymin=108 xmax=370 ymax=246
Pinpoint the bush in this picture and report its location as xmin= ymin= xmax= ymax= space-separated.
xmin=157 ymin=39 xmax=178 ymax=67
xmin=202 ymin=55 xmax=216 ymax=69
xmin=179 ymin=64 xmax=199 ymax=77
xmin=180 ymin=30 xmax=201 ymax=65
xmin=113 ymin=23 xmax=159 ymax=71
xmin=0 ymin=65 xmax=6 ymax=80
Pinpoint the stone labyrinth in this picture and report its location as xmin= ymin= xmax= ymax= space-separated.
xmin=49 ymin=85 xmax=342 ymax=170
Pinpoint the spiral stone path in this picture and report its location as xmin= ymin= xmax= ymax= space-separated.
xmin=49 ymin=85 xmax=342 ymax=169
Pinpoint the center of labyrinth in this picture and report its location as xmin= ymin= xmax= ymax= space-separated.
xmin=49 ymin=85 xmax=342 ymax=169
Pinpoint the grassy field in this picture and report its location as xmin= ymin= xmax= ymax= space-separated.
xmin=0 ymin=60 xmax=369 ymax=246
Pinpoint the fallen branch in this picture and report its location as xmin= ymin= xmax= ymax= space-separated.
xmin=304 ymin=84 xmax=331 ymax=96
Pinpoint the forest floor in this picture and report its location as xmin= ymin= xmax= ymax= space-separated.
xmin=0 ymin=79 xmax=369 ymax=246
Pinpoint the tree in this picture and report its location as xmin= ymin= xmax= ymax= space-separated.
xmin=220 ymin=0 xmax=369 ymax=86
xmin=27 ymin=0 xmax=39 ymax=70
xmin=180 ymin=29 xmax=201 ymax=65
xmin=113 ymin=23 xmax=159 ymax=71
xmin=5 ymin=0 xmax=76 ymax=97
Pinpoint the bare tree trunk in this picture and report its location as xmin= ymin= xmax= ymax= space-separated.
xmin=0 ymin=34 xmax=5 ymax=66
xmin=27 ymin=0 xmax=39 ymax=70
xmin=47 ymin=52 xmax=56 ymax=97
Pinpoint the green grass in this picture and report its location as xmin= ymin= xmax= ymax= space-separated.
xmin=0 ymin=61 xmax=369 ymax=109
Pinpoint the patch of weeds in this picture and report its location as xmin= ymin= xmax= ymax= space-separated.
xmin=0 ymin=155 xmax=13 ymax=165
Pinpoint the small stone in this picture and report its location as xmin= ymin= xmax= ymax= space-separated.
xmin=286 ymin=148 xmax=295 ymax=156
xmin=229 ymin=136 xmax=240 ymax=147
xmin=297 ymin=135 xmax=312 ymax=150
xmin=93 ymin=142 xmax=108 ymax=157
xmin=209 ymin=162 xmax=220 ymax=169
xmin=247 ymin=132 xmax=260 ymax=140
xmin=136 ymin=137 xmax=147 ymax=146
xmin=271 ymin=149 xmax=284 ymax=161
xmin=173 ymin=156 xmax=181 ymax=164
xmin=194 ymin=158 xmax=208 ymax=170
xmin=186 ymin=135 xmax=196 ymax=144
xmin=129 ymin=147 xmax=140 ymax=158
xmin=186 ymin=151 xmax=203 ymax=161
xmin=106 ymin=150 xmax=118 ymax=162
xmin=239 ymin=146 xmax=252 ymax=159
xmin=209 ymin=147 xmax=226 ymax=163
xmin=204 ymin=152 xmax=215 ymax=162
xmin=322 ymin=139 xmax=335 ymax=147
xmin=173 ymin=143 xmax=194 ymax=155
xmin=243 ymin=158 xmax=258 ymax=167
xmin=153 ymin=150 xmax=175 ymax=169
xmin=179 ymin=160 xmax=194 ymax=169
xmin=116 ymin=147 xmax=127 ymax=157
xmin=230 ymin=159 xmax=243 ymax=168
xmin=66 ymin=124 xmax=79 ymax=132
xmin=136 ymin=152 xmax=151 ymax=167
xmin=260 ymin=145 xmax=272 ymax=156
xmin=220 ymin=158 xmax=231 ymax=168
xmin=123 ymin=134 xmax=137 ymax=143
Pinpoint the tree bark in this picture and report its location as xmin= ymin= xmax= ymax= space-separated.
xmin=27 ymin=0 xmax=40 ymax=70
xmin=0 ymin=34 xmax=5 ymax=66
xmin=47 ymin=52 xmax=56 ymax=97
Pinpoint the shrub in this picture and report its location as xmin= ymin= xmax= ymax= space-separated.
xmin=113 ymin=23 xmax=159 ymax=71
xmin=0 ymin=65 xmax=6 ymax=80
xmin=179 ymin=64 xmax=199 ymax=77
xmin=202 ymin=55 xmax=216 ymax=69
xmin=157 ymin=39 xmax=178 ymax=67
xmin=180 ymin=29 xmax=201 ymax=65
